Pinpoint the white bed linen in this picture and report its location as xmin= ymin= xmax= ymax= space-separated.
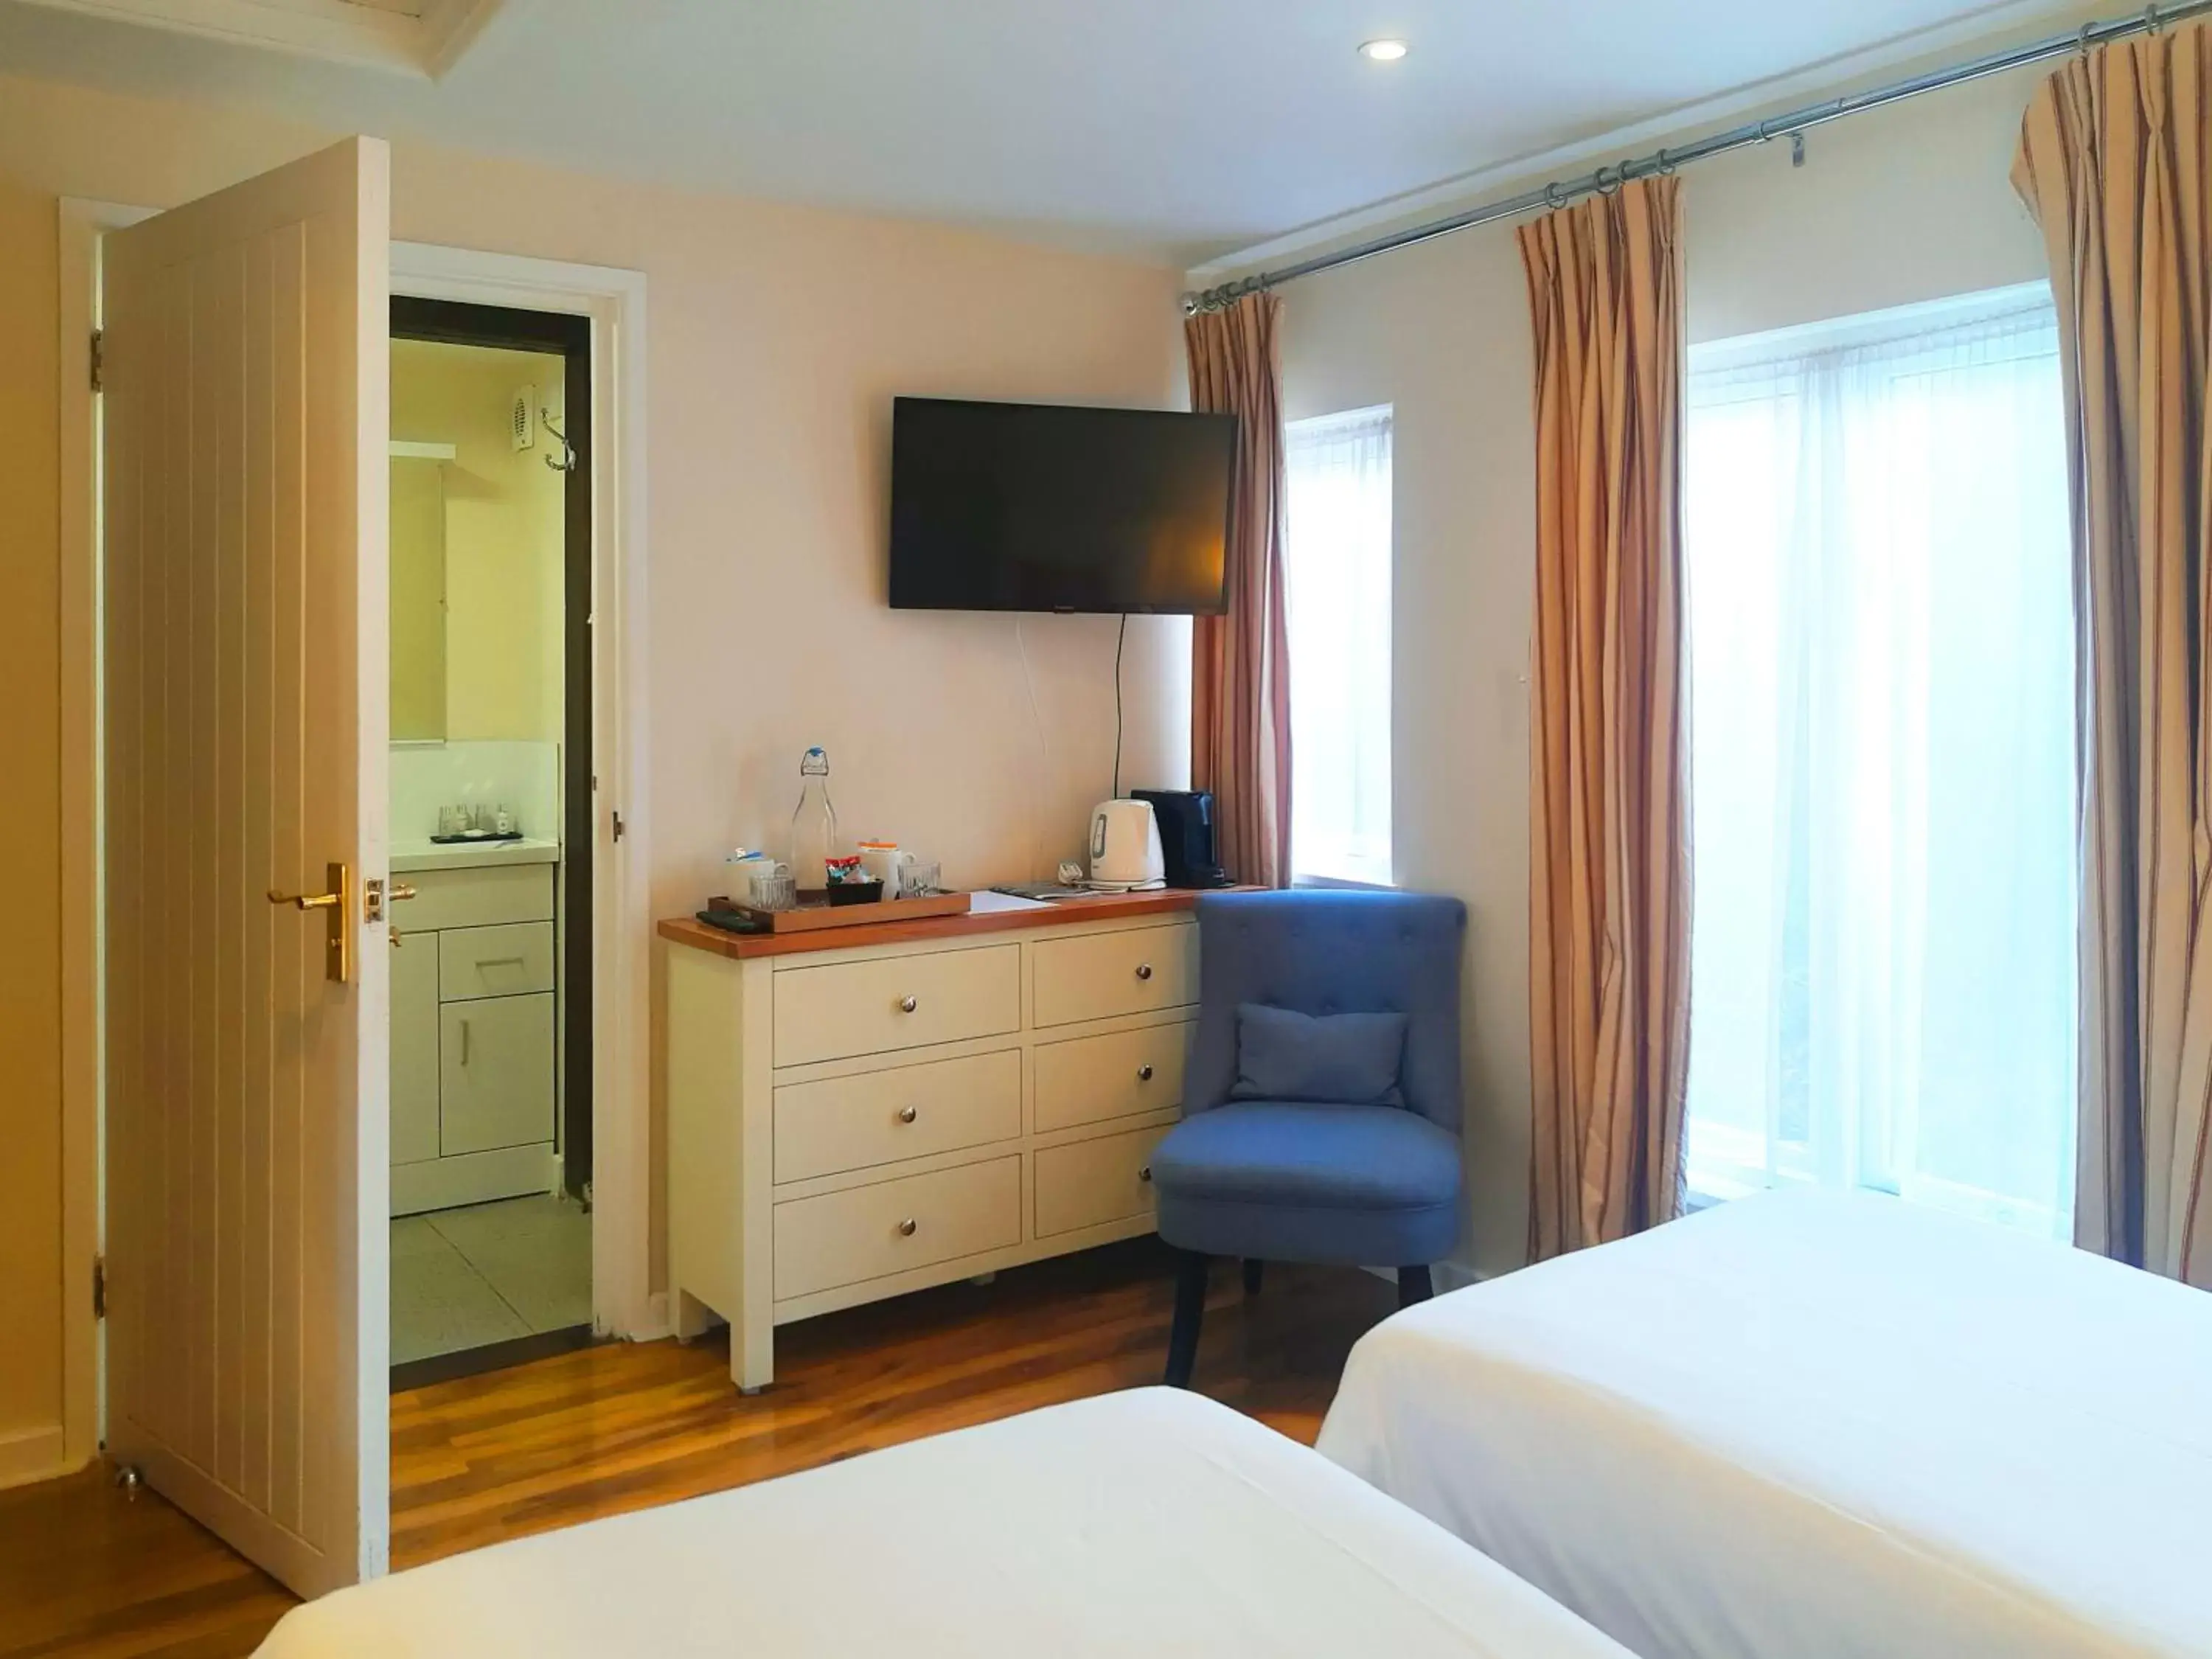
xmin=1318 ymin=1189 xmax=2212 ymax=1659
xmin=257 ymin=1387 xmax=1630 ymax=1658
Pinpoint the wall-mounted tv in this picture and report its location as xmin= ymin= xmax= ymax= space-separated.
xmin=888 ymin=397 xmax=1235 ymax=615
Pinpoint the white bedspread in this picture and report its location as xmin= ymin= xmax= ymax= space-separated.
xmin=257 ymin=1387 xmax=1629 ymax=1658
xmin=1318 ymin=1189 xmax=2212 ymax=1659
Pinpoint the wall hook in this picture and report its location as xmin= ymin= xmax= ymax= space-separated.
xmin=541 ymin=408 xmax=577 ymax=474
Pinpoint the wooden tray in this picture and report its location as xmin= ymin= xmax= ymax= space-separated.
xmin=725 ymin=889 xmax=973 ymax=933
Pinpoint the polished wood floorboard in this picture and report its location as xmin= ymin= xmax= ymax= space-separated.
xmin=1 ymin=1240 xmax=1397 ymax=1658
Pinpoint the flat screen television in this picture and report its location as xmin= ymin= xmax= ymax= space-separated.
xmin=888 ymin=397 xmax=1235 ymax=614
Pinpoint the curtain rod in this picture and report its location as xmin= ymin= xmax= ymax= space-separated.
xmin=1183 ymin=0 xmax=2212 ymax=315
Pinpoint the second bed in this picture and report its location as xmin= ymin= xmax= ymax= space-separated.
xmin=1320 ymin=1189 xmax=2212 ymax=1659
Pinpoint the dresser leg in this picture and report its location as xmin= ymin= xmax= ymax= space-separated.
xmin=734 ymin=1315 xmax=774 ymax=1395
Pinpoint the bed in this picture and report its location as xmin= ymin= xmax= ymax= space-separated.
xmin=1318 ymin=1187 xmax=2212 ymax=1659
xmin=256 ymin=1387 xmax=1631 ymax=1658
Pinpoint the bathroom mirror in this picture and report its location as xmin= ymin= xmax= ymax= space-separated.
xmin=389 ymin=338 xmax=568 ymax=745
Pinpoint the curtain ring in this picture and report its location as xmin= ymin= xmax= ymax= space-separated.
xmin=1655 ymin=147 xmax=1677 ymax=178
xmin=1596 ymin=164 xmax=1622 ymax=198
xmin=2078 ymin=20 xmax=2098 ymax=54
xmin=1545 ymin=181 xmax=1569 ymax=212
xmin=2143 ymin=4 xmax=2162 ymax=35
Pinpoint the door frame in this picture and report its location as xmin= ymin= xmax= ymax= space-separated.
xmin=57 ymin=202 xmax=658 ymax=1471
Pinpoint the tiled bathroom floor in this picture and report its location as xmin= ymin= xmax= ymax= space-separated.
xmin=392 ymin=1194 xmax=592 ymax=1366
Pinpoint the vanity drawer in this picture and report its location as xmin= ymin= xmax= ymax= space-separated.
xmin=402 ymin=863 xmax=554 ymax=933
xmin=773 ymin=944 xmax=1020 ymax=1068
xmin=774 ymin=1049 xmax=1022 ymax=1184
xmin=1034 ymin=1124 xmax=1171 ymax=1238
xmin=1034 ymin=1021 xmax=1192 ymax=1134
xmin=439 ymin=921 xmax=556 ymax=1002
xmin=1031 ymin=924 xmax=1197 ymax=1028
xmin=773 ymin=1155 xmax=1021 ymax=1300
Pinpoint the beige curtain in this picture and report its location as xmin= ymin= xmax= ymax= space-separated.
xmin=2014 ymin=24 xmax=2212 ymax=1287
xmin=1186 ymin=293 xmax=1292 ymax=888
xmin=1521 ymin=178 xmax=1693 ymax=1259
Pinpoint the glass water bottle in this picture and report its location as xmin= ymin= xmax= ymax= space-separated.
xmin=788 ymin=745 xmax=843 ymax=892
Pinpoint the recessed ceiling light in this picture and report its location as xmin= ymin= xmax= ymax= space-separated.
xmin=1360 ymin=38 xmax=1409 ymax=63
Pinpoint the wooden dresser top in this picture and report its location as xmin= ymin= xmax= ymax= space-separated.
xmin=658 ymin=888 xmax=1211 ymax=961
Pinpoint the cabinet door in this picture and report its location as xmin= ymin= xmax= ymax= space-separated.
xmin=440 ymin=992 xmax=555 ymax=1156
xmin=391 ymin=936 xmax=442 ymax=1166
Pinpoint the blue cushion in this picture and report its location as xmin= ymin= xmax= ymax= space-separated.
xmin=1152 ymin=1103 xmax=1460 ymax=1211
xmin=1151 ymin=1103 xmax=1463 ymax=1265
xmin=1230 ymin=1003 xmax=1407 ymax=1107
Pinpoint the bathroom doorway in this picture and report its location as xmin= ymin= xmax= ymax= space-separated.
xmin=386 ymin=297 xmax=595 ymax=1388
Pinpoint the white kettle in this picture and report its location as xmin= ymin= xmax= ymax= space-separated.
xmin=1088 ymin=799 xmax=1166 ymax=891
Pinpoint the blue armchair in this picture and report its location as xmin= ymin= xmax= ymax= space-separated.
xmin=1151 ymin=889 xmax=1467 ymax=1387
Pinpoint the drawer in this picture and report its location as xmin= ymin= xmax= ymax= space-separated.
xmin=775 ymin=1049 xmax=1022 ymax=1184
xmin=1031 ymin=924 xmax=1197 ymax=1028
xmin=773 ymin=1155 xmax=1021 ymax=1300
xmin=439 ymin=921 xmax=556 ymax=1002
xmin=774 ymin=944 xmax=1020 ymax=1068
xmin=400 ymin=863 xmax=554 ymax=933
xmin=1034 ymin=1124 xmax=1171 ymax=1238
xmin=439 ymin=992 xmax=555 ymax=1155
xmin=1034 ymin=1021 xmax=1192 ymax=1134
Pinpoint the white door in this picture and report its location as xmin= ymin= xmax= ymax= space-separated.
xmin=102 ymin=136 xmax=392 ymax=1596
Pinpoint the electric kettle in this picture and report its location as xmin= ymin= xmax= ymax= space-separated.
xmin=1088 ymin=799 xmax=1166 ymax=891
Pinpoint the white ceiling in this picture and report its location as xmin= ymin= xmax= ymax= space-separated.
xmin=0 ymin=0 xmax=2091 ymax=263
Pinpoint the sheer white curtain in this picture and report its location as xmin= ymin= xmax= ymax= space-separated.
xmin=1284 ymin=406 xmax=1394 ymax=885
xmin=1684 ymin=285 xmax=2077 ymax=1239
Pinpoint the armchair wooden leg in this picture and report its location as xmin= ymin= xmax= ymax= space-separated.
xmin=1397 ymin=1264 xmax=1433 ymax=1309
xmin=1164 ymin=1251 xmax=1209 ymax=1388
xmin=1242 ymin=1258 xmax=1264 ymax=1296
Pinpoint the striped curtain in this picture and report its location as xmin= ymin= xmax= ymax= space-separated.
xmin=1185 ymin=293 xmax=1293 ymax=888
xmin=1521 ymin=177 xmax=1694 ymax=1257
xmin=2014 ymin=21 xmax=2212 ymax=1286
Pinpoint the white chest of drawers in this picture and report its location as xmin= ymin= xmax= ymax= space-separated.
xmin=661 ymin=897 xmax=1200 ymax=1391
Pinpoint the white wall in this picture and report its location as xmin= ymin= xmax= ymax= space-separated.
xmin=0 ymin=168 xmax=69 ymax=1487
xmin=1276 ymin=64 xmax=2054 ymax=1278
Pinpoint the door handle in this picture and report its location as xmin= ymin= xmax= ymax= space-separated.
xmin=389 ymin=882 xmax=418 ymax=903
xmin=267 ymin=861 xmax=351 ymax=984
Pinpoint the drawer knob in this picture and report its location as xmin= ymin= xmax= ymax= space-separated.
xmin=1137 ymin=1064 xmax=1155 ymax=1082
xmin=897 ymin=1105 xmax=919 ymax=1124
xmin=1135 ymin=963 xmax=1154 ymax=981
xmin=1139 ymin=1165 xmax=1153 ymax=1183
xmin=897 ymin=1217 xmax=918 ymax=1237
xmin=899 ymin=995 xmax=919 ymax=1014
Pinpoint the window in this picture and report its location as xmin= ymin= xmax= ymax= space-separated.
xmin=1683 ymin=285 xmax=2077 ymax=1240
xmin=1284 ymin=405 xmax=1393 ymax=886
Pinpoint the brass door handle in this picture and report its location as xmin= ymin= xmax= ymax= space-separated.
xmin=267 ymin=886 xmax=341 ymax=911
xmin=267 ymin=861 xmax=351 ymax=984
xmin=389 ymin=882 xmax=418 ymax=903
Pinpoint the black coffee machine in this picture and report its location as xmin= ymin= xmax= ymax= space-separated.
xmin=1133 ymin=789 xmax=1231 ymax=889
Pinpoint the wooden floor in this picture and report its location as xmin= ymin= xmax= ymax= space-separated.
xmin=1 ymin=1240 xmax=1397 ymax=1658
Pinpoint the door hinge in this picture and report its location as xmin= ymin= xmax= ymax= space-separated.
xmin=89 ymin=328 xmax=104 ymax=394
xmin=93 ymin=1255 xmax=107 ymax=1321
xmin=611 ymin=809 xmax=625 ymax=842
